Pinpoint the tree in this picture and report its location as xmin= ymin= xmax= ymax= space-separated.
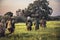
xmin=4 ymin=12 xmax=13 ymax=17
xmin=23 ymin=0 xmax=53 ymax=20
xmin=16 ymin=9 xmax=22 ymax=16
xmin=40 ymin=0 xmax=53 ymax=19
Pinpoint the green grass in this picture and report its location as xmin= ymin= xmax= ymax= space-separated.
xmin=0 ymin=21 xmax=60 ymax=40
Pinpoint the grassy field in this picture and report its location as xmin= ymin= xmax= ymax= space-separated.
xmin=0 ymin=21 xmax=60 ymax=40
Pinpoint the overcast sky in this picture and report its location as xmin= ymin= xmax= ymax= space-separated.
xmin=0 ymin=0 xmax=60 ymax=16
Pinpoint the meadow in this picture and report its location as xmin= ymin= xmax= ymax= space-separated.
xmin=0 ymin=21 xmax=60 ymax=40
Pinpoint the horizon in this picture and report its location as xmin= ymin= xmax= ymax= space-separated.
xmin=0 ymin=0 xmax=60 ymax=16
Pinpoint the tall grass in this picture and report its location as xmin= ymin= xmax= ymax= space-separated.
xmin=0 ymin=21 xmax=60 ymax=40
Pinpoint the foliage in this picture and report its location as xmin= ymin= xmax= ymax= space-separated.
xmin=23 ymin=0 xmax=53 ymax=20
xmin=14 ymin=16 xmax=26 ymax=23
xmin=4 ymin=12 xmax=13 ymax=17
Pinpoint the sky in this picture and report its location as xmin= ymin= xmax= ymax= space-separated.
xmin=0 ymin=0 xmax=60 ymax=16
